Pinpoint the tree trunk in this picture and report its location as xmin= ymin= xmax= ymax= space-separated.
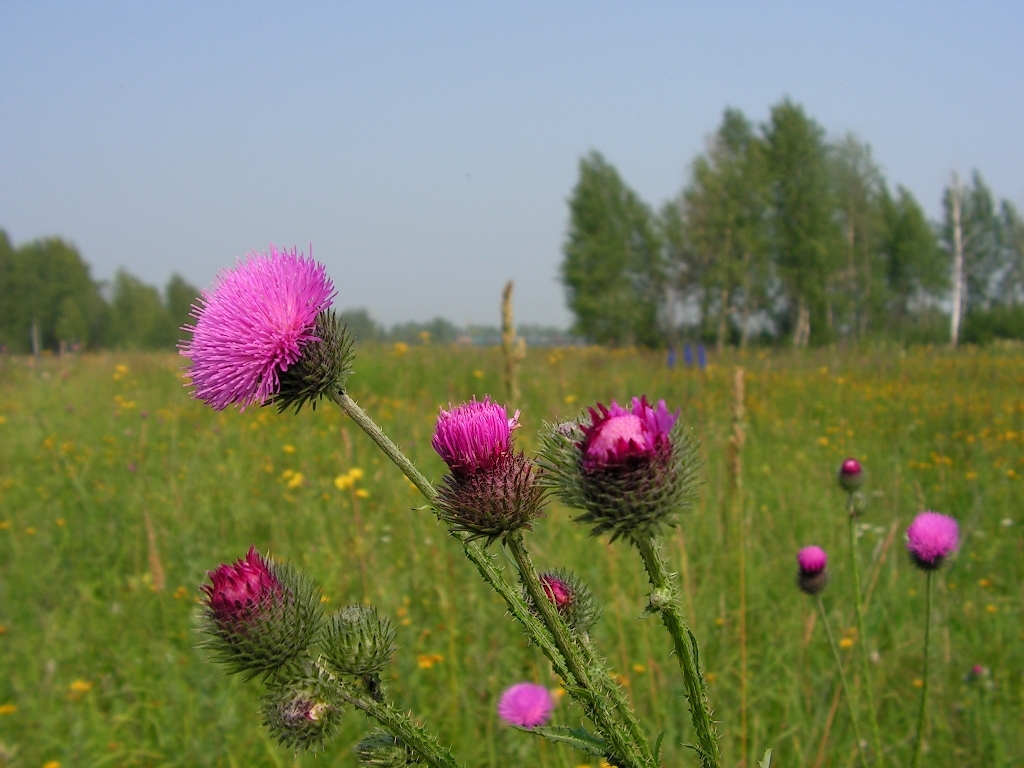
xmin=31 ymin=317 xmax=41 ymax=357
xmin=739 ymin=254 xmax=752 ymax=350
xmin=716 ymin=287 xmax=730 ymax=354
xmin=950 ymin=173 xmax=965 ymax=347
xmin=793 ymin=297 xmax=811 ymax=348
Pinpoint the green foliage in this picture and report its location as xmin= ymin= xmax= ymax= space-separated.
xmin=562 ymin=151 xmax=664 ymax=347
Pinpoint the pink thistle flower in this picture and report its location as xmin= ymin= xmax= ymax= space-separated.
xmin=906 ymin=511 xmax=959 ymax=570
xmin=180 ymin=245 xmax=335 ymax=411
xmin=796 ymin=545 xmax=829 ymax=595
xmin=432 ymin=397 xmax=520 ymax=477
xmin=580 ymin=396 xmax=678 ymax=472
xmin=202 ymin=546 xmax=281 ymax=626
xmin=838 ymin=457 xmax=863 ymax=492
xmin=497 ymin=682 xmax=554 ymax=728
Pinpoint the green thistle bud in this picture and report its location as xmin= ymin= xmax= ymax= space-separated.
xmin=199 ymin=547 xmax=324 ymax=679
xmin=322 ymin=605 xmax=397 ymax=677
xmin=262 ymin=671 xmax=342 ymax=753
xmin=274 ymin=310 xmax=354 ymax=413
xmin=524 ymin=568 xmax=602 ymax=634
xmin=355 ymin=730 xmax=423 ymax=767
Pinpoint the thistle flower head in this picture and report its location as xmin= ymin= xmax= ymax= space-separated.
xmin=580 ymin=396 xmax=677 ymax=471
xmin=537 ymin=397 xmax=699 ymax=541
xmin=838 ymin=457 xmax=863 ymax=492
xmin=796 ymin=545 xmax=829 ymax=595
xmin=528 ymin=568 xmax=602 ymax=633
xmin=322 ymin=604 xmax=397 ymax=677
xmin=261 ymin=670 xmax=342 ymax=753
xmin=906 ymin=511 xmax=959 ymax=570
xmin=497 ymin=682 xmax=554 ymax=728
xmin=432 ymin=397 xmax=520 ymax=477
xmin=199 ymin=547 xmax=323 ymax=678
xmin=180 ymin=245 xmax=336 ymax=411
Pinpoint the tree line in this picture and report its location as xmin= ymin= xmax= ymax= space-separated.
xmin=0 ymin=231 xmax=199 ymax=353
xmin=562 ymin=98 xmax=1024 ymax=349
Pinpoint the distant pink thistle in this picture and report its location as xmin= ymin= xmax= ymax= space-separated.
xmin=580 ymin=396 xmax=678 ymax=472
xmin=540 ymin=574 xmax=572 ymax=610
xmin=180 ymin=246 xmax=335 ymax=411
xmin=838 ymin=457 xmax=863 ymax=491
xmin=432 ymin=397 xmax=520 ymax=477
xmin=906 ymin=511 xmax=959 ymax=570
xmin=797 ymin=546 xmax=827 ymax=575
xmin=497 ymin=682 xmax=554 ymax=728
xmin=202 ymin=546 xmax=281 ymax=625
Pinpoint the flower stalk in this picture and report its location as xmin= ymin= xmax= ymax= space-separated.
xmin=910 ymin=569 xmax=934 ymax=768
xmin=816 ymin=595 xmax=869 ymax=768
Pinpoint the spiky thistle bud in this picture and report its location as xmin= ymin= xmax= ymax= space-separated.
xmin=355 ymin=730 xmax=423 ymax=767
xmin=199 ymin=546 xmax=323 ymax=679
xmin=322 ymin=605 xmax=397 ymax=677
xmin=838 ymin=457 xmax=863 ymax=492
xmin=537 ymin=397 xmax=700 ymax=541
xmin=524 ymin=568 xmax=602 ymax=634
xmin=432 ymin=397 xmax=546 ymax=544
xmin=274 ymin=310 xmax=354 ymax=412
xmin=261 ymin=670 xmax=342 ymax=753
xmin=906 ymin=511 xmax=959 ymax=571
xmin=795 ymin=546 xmax=829 ymax=595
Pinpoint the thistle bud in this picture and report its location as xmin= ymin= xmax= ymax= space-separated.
xmin=838 ymin=458 xmax=863 ymax=492
xmin=432 ymin=397 xmax=546 ymax=543
xmin=355 ymin=730 xmax=422 ymax=767
xmin=322 ymin=605 xmax=397 ymax=677
xmin=537 ymin=397 xmax=700 ymax=541
xmin=795 ymin=546 xmax=829 ymax=595
xmin=262 ymin=674 xmax=342 ymax=753
xmin=525 ymin=568 xmax=602 ymax=634
xmin=200 ymin=547 xmax=323 ymax=679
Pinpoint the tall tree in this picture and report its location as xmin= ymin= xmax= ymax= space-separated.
xmin=562 ymin=151 xmax=664 ymax=346
xmin=764 ymin=99 xmax=840 ymax=346
xmin=878 ymin=185 xmax=946 ymax=327
xmin=107 ymin=270 xmax=169 ymax=349
xmin=675 ymin=108 xmax=770 ymax=350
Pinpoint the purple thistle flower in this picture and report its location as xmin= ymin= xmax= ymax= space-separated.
xmin=497 ymin=682 xmax=554 ymax=728
xmin=180 ymin=245 xmax=335 ymax=411
xmin=432 ymin=397 xmax=520 ymax=477
xmin=796 ymin=545 xmax=830 ymax=595
xmin=906 ymin=511 xmax=959 ymax=570
xmin=202 ymin=546 xmax=282 ymax=626
xmin=540 ymin=574 xmax=573 ymax=610
xmin=579 ymin=396 xmax=678 ymax=472
xmin=838 ymin=457 xmax=863 ymax=492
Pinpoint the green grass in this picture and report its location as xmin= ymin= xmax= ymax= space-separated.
xmin=0 ymin=343 xmax=1021 ymax=767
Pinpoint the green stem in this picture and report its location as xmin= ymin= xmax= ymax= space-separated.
xmin=316 ymin=659 xmax=462 ymax=768
xmin=333 ymin=390 xmax=652 ymax=766
xmin=633 ymin=534 xmax=720 ymax=768
xmin=506 ymin=532 xmax=652 ymax=768
xmin=911 ymin=571 xmax=933 ymax=768
xmin=816 ymin=596 xmax=869 ymax=768
xmin=847 ymin=498 xmax=884 ymax=768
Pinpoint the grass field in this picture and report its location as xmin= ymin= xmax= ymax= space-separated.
xmin=0 ymin=343 xmax=1022 ymax=767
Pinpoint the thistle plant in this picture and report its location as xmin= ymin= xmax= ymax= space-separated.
xmin=905 ymin=511 xmax=959 ymax=768
xmin=180 ymin=246 xmax=787 ymax=767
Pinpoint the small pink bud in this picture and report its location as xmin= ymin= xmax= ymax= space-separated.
xmin=539 ymin=574 xmax=573 ymax=610
xmin=838 ymin=458 xmax=863 ymax=492
xmin=202 ymin=546 xmax=281 ymax=625
xmin=796 ymin=545 xmax=829 ymax=595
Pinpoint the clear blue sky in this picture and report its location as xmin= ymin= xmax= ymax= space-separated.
xmin=2 ymin=2 xmax=1022 ymax=328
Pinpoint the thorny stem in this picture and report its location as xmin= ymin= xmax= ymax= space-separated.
xmin=633 ymin=534 xmax=721 ymax=768
xmin=333 ymin=390 xmax=653 ymax=767
xmin=505 ymin=532 xmax=652 ymax=768
xmin=911 ymin=571 xmax=933 ymax=768
xmin=315 ymin=658 xmax=462 ymax=768
xmin=846 ymin=495 xmax=884 ymax=768
xmin=816 ymin=596 xmax=869 ymax=768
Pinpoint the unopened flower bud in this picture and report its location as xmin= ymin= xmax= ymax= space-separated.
xmin=200 ymin=547 xmax=323 ymax=678
xmin=525 ymin=568 xmax=602 ymax=633
xmin=838 ymin=458 xmax=863 ymax=492
xmin=262 ymin=676 xmax=342 ymax=753
xmin=323 ymin=605 xmax=397 ymax=677
xmin=355 ymin=730 xmax=422 ymax=767
xmin=796 ymin=546 xmax=830 ymax=595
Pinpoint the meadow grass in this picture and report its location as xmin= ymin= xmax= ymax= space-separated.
xmin=0 ymin=343 xmax=1021 ymax=767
